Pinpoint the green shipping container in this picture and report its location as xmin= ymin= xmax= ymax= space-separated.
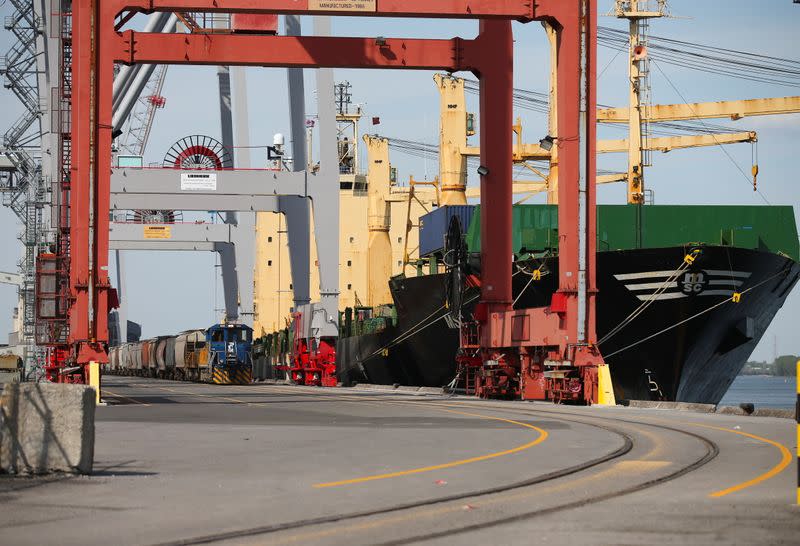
xmin=464 ymin=204 xmax=799 ymax=262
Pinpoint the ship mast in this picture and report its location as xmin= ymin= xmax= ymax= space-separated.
xmin=615 ymin=0 xmax=667 ymax=204
xmin=335 ymin=81 xmax=361 ymax=179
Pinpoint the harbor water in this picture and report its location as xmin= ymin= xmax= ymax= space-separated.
xmin=718 ymin=375 xmax=796 ymax=410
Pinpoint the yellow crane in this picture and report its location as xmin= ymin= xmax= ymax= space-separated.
xmin=608 ymin=0 xmax=800 ymax=203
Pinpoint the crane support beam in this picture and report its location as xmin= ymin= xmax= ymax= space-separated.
xmin=598 ymin=97 xmax=800 ymax=123
xmin=109 ymin=222 xmax=238 ymax=248
xmin=598 ymin=132 xmax=758 ymax=153
xmin=0 ymin=271 xmax=23 ymax=286
xmin=114 ymin=31 xmax=480 ymax=72
xmin=105 ymin=0 xmax=537 ymax=19
xmin=110 ymin=168 xmax=307 ymax=211
xmin=111 ymin=168 xmax=308 ymax=197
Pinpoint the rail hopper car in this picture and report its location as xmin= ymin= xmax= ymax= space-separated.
xmin=108 ymin=323 xmax=253 ymax=385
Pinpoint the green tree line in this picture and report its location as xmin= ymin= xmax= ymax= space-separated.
xmin=741 ymin=355 xmax=798 ymax=376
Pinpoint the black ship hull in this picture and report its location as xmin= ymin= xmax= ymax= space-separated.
xmin=337 ymin=246 xmax=799 ymax=404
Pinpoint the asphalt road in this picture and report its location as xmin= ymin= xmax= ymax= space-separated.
xmin=0 ymin=376 xmax=797 ymax=545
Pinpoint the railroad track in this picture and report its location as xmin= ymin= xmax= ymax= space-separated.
xmin=151 ymin=389 xmax=719 ymax=546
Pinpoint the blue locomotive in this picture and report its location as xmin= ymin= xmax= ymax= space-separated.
xmin=206 ymin=323 xmax=253 ymax=384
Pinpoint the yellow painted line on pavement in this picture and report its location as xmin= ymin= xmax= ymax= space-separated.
xmin=102 ymin=389 xmax=151 ymax=406
xmin=154 ymin=385 xmax=263 ymax=407
xmin=313 ymin=407 xmax=547 ymax=488
xmin=689 ymin=423 xmax=793 ymax=498
xmin=269 ymin=423 xmax=670 ymax=545
xmin=112 ymin=383 xmax=550 ymax=490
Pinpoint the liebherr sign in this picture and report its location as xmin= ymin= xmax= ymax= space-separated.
xmin=180 ymin=172 xmax=217 ymax=191
xmin=309 ymin=0 xmax=376 ymax=12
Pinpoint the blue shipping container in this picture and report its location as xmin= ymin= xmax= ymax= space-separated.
xmin=418 ymin=205 xmax=476 ymax=257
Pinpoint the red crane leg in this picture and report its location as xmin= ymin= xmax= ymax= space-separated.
xmin=69 ymin=0 xmax=92 ymax=348
xmin=555 ymin=8 xmax=581 ymax=345
xmin=475 ymin=20 xmax=514 ymax=319
xmin=72 ymin=0 xmax=109 ymax=368
xmin=553 ymin=0 xmax=600 ymax=347
xmin=586 ymin=0 xmax=599 ymax=345
xmin=90 ymin=13 xmax=115 ymax=362
xmin=469 ymin=20 xmax=517 ymax=398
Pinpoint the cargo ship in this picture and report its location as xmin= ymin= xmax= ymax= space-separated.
xmin=336 ymin=204 xmax=800 ymax=403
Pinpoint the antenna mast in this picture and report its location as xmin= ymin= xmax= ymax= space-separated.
xmin=615 ymin=0 xmax=667 ymax=204
xmin=334 ymin=81 xmax=361 ymax=176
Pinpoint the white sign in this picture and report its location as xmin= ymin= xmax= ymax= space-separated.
xmin=309 ymin=0 xmax=376 ymax=12
xmin=180 ymin=172 xmax=217 ymax=191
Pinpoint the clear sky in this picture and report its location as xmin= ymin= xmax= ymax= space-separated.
xmin=0 ymin=1 xmax=797 ymax=362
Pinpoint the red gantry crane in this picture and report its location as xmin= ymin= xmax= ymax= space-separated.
xmin=61 ymin=0 xmax=603 ymax=403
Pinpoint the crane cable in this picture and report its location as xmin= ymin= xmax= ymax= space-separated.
xmin=597 ymin=26 xmax=800 ymax=88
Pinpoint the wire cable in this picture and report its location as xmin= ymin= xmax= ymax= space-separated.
xmin=598 ymin=26 xmax=800 ymax=88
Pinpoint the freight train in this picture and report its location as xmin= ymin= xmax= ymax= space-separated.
xmin=107 ymin=323 xmax=254 ymax=385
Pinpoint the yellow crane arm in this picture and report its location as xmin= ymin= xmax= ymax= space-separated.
xmin=598 ymin=97 xmax=800 ymax=123
xmin=461 ymin=131 xmax=757 ymax=160
xmin=598 ymin=131 xmax=758 ymax=154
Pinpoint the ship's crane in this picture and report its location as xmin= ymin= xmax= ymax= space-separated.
xmin=608 ymin=0 xmax=800 ymax=203
xmin=385 ymin=67 xmax=793 ymax=207
xmin=118 ymin=65 xmax=169 ymax=157
xmin=431 ymin=76 xmax=766 ymax=202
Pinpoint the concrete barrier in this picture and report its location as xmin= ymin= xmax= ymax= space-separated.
xmin=0 ymin=383 xmax=95 ymax=475
xmin=627 ymin=400 xmax=717 ymax=413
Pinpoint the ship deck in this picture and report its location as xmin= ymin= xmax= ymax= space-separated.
xmin=1 ymin=376 xmax=796 ymax=545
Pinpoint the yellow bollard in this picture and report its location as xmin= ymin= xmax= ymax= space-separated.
xmin=89 ymin=361 xmax=101 ymax=406
xmin=597 ymin=364 xmax=616 ymax=406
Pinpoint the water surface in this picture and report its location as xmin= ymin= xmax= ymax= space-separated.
xmin=719 ymin=375 xmax=796 ymax=410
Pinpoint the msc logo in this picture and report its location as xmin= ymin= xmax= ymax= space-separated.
xmin=614 ymin=268 xmax=751 ymax=301
xmin=678 ymin=271 xmax=709 ymax=295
